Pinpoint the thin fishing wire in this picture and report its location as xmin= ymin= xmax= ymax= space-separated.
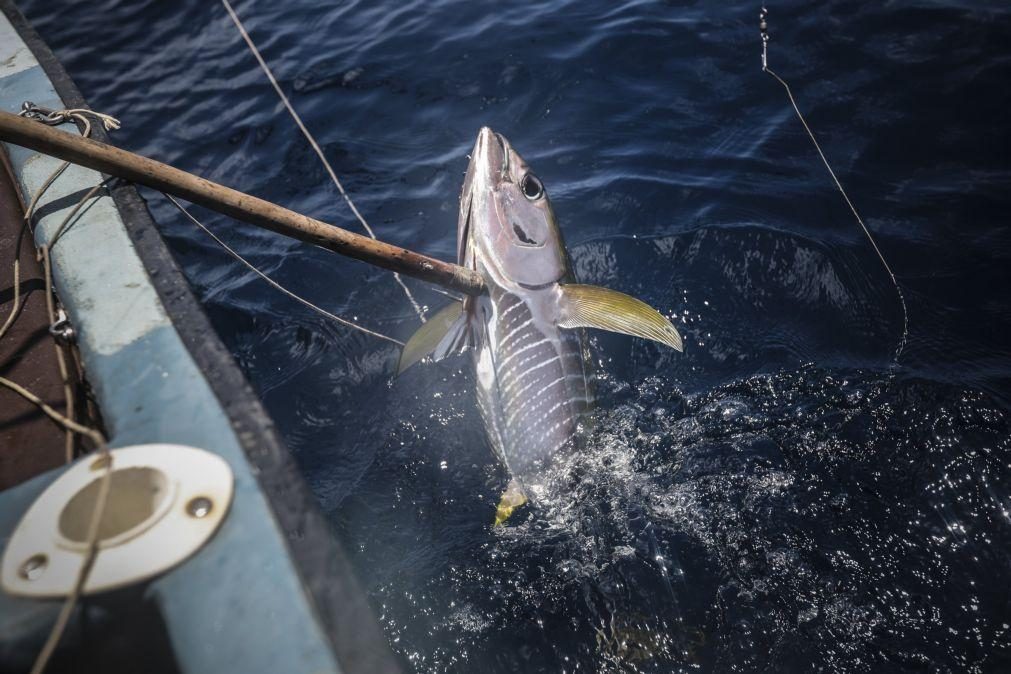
xmin=23 ymin=160 xmax=69 ymax=224
xmin=163 ymin=193 xmax=404 ymax=346
xmin=40 ymin=244 xmax=76 ymax=461
xmin=427 ymin=285 xmax=464 ymax=302
xmin=48 ymin=182 xmax=109 ymax=249
xmin=19 ymin=111 xmax=111 ymax=461
xmin=761 ymin=8 xmax=908 ymax=360
xmin=220 ymin=0 xmax=427 ymax=323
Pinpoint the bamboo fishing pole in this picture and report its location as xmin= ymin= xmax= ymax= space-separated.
xmin=0 ymin=110 xmax=486 ymax=297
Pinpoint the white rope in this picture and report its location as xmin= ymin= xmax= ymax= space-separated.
xmin=760 ymin=8 xmax=908 ymax=360
xmin=5 ymin=105 xmax=117 ymax=674
xmin=19 ymin=103 xmax=120 ymax=131
xmin=220 ymin=0 xmax=427 ymax=323
xmin=0 ymin=377 xmax=111 ymax=674
xmin=0 ymin=259 xmax=20 ymax=341
xmin=19 ymin=108 xmax=116 ymax=462
xmin=162 ymin=193 xmax=404 ymax=346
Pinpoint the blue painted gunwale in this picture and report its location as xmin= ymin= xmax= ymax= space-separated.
xmin=0 ymin=3 xmax=399 ymax=672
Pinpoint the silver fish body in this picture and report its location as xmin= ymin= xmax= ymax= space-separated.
xmin=458 ymin=129 xmax=593 ymax=490
xmin=399 ymin=128 xmax=683 ymax=511
xmin=470 ymin=279 xmax=593 ymax=485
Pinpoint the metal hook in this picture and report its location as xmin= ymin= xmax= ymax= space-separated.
xmin=20 ymin=101 xmax=73 ymax=126
xmin=49 ymin=309 xmax=75 ymax=346
xmin=760 ymin=7 xmax=769 ymax=71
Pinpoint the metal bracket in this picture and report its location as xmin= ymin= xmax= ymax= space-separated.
xmin=48 ymin=308 xmax=75 ymax=346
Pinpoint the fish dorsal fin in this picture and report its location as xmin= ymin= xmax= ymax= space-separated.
xmin=557 ymin=284 xmax=683 ymax=352
xmin=397 ymin=301 xmax=471 ymax=375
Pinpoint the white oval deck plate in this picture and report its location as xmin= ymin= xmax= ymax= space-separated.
xmin=1 ymin=444 xmax=233 ymax=598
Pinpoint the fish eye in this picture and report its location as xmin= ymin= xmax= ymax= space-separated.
xmin=521 ymin=173 xmax=544 ymax=201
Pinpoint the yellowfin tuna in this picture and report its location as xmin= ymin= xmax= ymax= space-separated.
xmin=400 ymin=128 xmax=683 ymax=521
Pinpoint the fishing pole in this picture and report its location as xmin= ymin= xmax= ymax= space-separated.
xmin=0 ymin=109 xmax=486 ymax=297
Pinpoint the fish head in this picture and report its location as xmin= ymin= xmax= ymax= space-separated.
xmin=458 ymin=127 xmax=569 ymax=287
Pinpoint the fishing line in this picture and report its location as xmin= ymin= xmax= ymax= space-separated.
xmin=760 ymin=7 xmax=909 ymax=361
xmin=162 ymin=193 xmax=404 ymax=346
xmin=220 ymin=0 xmax=428 ymax=323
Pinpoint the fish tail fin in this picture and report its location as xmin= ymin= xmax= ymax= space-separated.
xmin=493 ymin=479 xmax=527 ymax=526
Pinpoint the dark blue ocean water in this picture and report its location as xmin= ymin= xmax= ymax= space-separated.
xmin=21 ymin=1 xmax=1011 ymax=671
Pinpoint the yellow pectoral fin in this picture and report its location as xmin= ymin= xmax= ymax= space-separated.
xmin=557 ymin=284 xmax=683 ymax=352
xmin=493 ymin=480 xmax=528 ymax=526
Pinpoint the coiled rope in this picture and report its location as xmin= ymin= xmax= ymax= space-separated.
xmin=760 ymin=7 xmax=909 ymax=361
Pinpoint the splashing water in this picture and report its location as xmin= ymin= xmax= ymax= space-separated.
xmin=349 ymin=362 xmax=1010 ymax=673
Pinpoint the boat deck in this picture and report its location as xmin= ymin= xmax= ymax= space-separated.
xmin=0 ymin=145 xmax=68 ymax=489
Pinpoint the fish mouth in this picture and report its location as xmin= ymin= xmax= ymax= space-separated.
xmin=458 ymin=127 xmax=506 ymax=262
xmin=475 ymin=126 xmax=508 ymax=185
xmin=479 ymin=129 xmax=539 ymax=248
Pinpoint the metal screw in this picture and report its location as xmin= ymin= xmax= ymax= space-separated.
xmin=18 ymin=554 xmax=48 ymax=581
xmin=186 ymin=496 xmax=213 ymax=518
